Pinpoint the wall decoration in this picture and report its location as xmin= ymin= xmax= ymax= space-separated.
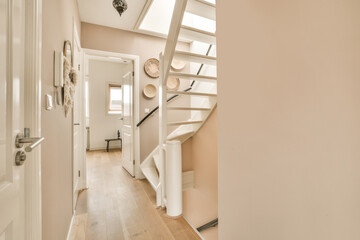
xmin=113 ymin=0 xmax=128 ymax=17
xmin=143 ymin=84 xmax=157 ymax=99
xmin=63 ymin=57 xmax=74 ymax=117
xmin=144 ymin=58 xmax=159 ymax=78
xmin=167 ymin=77 xmax=180 ymax=91
xmin=63 ymin=40 xmax=72 ymax=66
xmin=171 ymin=59 xmax=186 ymax=71
xmin=70 ymin=68 xmax=78 ymax=85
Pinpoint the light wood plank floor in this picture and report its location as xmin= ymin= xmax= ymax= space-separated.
xmin=69 ymin=150 xmax=202 ymax=240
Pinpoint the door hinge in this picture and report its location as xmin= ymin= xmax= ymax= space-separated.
xmin=133 ymin=160 xmax=135 ymax=165
xmin=78 ymin=64 xmax=80 ymax=71
xmin=78 ymin=170 xmax=81 ymax=177
xmin=132 ymin=71 xmax=134 ymax=77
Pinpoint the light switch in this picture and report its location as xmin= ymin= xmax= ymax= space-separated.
xmin=45 ymin=94 xmax=54 ymax=111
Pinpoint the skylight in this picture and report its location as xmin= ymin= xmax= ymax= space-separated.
xmin=139 ymin=0 xmax=216 ymax=37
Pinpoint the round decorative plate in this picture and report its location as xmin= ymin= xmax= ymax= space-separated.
xmin=144 ymin=58 xmax=159 ymax=78
xmin=143 ymin=84 xmax=157 ymax=98
xmin=167 ymin=77 xmax=180 ymax=91
xmin=171 ymin=59 xmax=186 ymax=71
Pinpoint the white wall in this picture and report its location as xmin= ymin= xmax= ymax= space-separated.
xmin=88 ymin=59 xmax=132 ymax=150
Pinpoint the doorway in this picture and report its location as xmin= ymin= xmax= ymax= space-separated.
xmin=82 ymin=49 xmax=141 ymax=183
xmin=71 ymin=49 xmax=140 ymax=215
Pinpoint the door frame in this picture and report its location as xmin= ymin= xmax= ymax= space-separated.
xmin=71 ymin=20 xmax=86 ymax=210
xmin=24 ymin=0 xmax=42 ymax=239
xmin=82 ymin=48 xmax=142 ymax=180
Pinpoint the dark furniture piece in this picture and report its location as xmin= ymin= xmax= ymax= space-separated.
xmin=105 ymin=130 xmax=122 ymax=152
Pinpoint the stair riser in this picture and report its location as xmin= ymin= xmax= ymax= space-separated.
xmin=180 ymin=27 xmax=216 ymax=45
xmin=173 ymin=52 xmax=217 ymax=66
xmin=186 ymin=0 xmax=216 ymax=21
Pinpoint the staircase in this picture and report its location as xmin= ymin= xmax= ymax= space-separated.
xmin=140 ymin=0 xmax=217 ymax=214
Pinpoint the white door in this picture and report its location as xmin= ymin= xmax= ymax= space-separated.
xmin=72 ymin=26 xmax=84 ymax=210
xmin=122 ymin=71 xmax=134 ymax=176
xmin=0 ymin=0 xmax=26 ymax=239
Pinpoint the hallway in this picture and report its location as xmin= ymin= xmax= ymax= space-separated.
xmin=69 ymin=150 xmax=201 ymax=240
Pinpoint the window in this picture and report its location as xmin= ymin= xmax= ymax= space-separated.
xmin=108 ymin=84 xmax=122 ymax=114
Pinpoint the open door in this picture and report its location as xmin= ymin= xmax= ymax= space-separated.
xmin=0 ymin=0 xmax=41 ymax=238
xmin=122 ymin=71 xmax=135 ymax=176
xmin=72 ymin=24 xmax=85 ymax=210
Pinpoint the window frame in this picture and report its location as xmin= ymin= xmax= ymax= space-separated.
xmin=107 ymin=84 xmax=122 ymax=115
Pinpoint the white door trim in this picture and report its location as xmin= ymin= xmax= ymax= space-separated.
xmin=82 ymin=48 xmax=142 ymax=179
xmin=24 ymin=0 xmax=42 ymax=239
xmin=73 ymin=22 xmax=87 ymax=191
xmin=71 ymin=20 xmax=85 ymax=212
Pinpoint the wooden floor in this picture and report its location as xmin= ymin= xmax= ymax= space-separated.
xmin=69 ymin=150 xmax=202 ymax=240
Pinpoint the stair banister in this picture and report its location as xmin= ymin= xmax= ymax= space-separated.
xmin=136 ymin=45 xmax=212 ymax=128
xmin=159 ymin=0 xmax=189 ymax=208
xmin=141 ymin=0 xmax=217 ymax=214
xmin=159 ymin=53 xmax=167 ymax=207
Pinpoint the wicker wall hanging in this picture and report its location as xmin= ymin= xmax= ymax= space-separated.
xmin=144 ymin=58 xmax=159 ymax=78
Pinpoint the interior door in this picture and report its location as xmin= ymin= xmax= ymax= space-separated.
xmin=0 ymin=0 xmax=26 ymax=239
xmin=72 ymin=27 xmax=84 ymax=210
xmin=122 ymin=71 xmax=135 ymax=176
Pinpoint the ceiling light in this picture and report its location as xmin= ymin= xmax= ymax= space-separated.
xmin=113 ymin=0 xmax=128 ymax=17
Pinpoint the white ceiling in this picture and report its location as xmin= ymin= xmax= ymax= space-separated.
xmin=77 ymin=0 xmax=147 ymax=31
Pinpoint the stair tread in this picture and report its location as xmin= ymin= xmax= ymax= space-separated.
xmin=174 ymin=51 xmax=217 ymax=66
xmin=168 ymin=120 xmax=203 ymax=126
xmin=174 ymin=50 xmax=216 ymax=60
xmin=167 ymin=130 xmax=196 ymax=140
xmin=167 ymin=90 xmax=217 ymax=97
xmin=181 ymin=25 xmax=216 ymax=37
xmin=186 ymin=0 xmax=216 ymax=21
xmin=142 ymin=167 xmax=160 ymax=190
xmin=167 ymin=107 xmax=211 ymax=110
xmin=180 ymin=25 xmax=216 ymax=45
xmin=168 ymin=72 xmax=217 ymax=82
xmin=188 ymin=0 xmax=216 ymax=8
xmin=169 ymin=72 xmax=217 ymax=82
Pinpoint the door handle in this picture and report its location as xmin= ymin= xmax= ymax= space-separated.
xmin=15 ymin=128 xmax=45 ymax=152
xmin=74 ymin=123 xmax=80 ymax=126
xmin=15 ymin=151 xmax=27 ymax=166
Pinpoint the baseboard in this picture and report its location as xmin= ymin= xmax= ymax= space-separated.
xmin=66 ymin=211 xmax=76 ymax=240
xmin=182 ymin=215 xmax=205 ymax=240
xmin=89 ymin=146 xmax=121 ymax=151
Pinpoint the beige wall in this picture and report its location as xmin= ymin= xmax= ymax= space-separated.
xmin=41 ymin=0 xmax=81 ymax=239
xmin=182 ymin=107 xmax=218 ymax=240
xmin=217 ymin=1 xmax=360 ymax=239
xmin=81 ymin=23 xmax=190 ymax=163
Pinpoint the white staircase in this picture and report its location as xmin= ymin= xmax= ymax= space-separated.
xmin=140 ymin=0 xmax=217 ymax=215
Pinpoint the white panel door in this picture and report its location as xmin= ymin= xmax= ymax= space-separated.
xmin=72 ymin=27 xmax=84 ymax=210
xmin=0 ymin=0 xmax=26 ymax=239
xmin=122 ymin=71 xmax=134 ymax=176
